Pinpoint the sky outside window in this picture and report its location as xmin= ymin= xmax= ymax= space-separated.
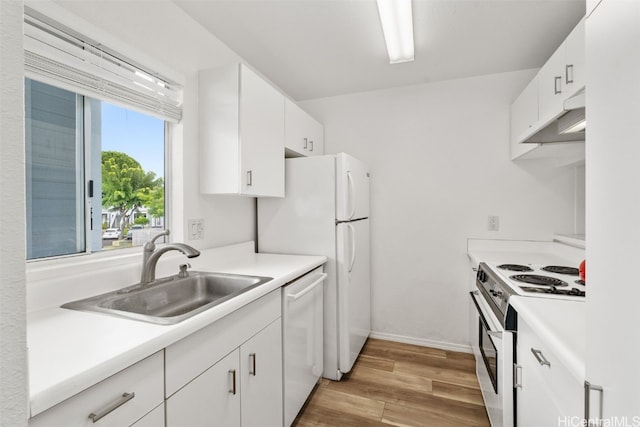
xmin=101 ymin=102 xmax=164 ymax=178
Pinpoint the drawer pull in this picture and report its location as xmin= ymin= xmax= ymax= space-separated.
xmin=531 ymin=348 xmax=551 ymax=367
xmin=88 ymin=392 xmax=135 ymax=423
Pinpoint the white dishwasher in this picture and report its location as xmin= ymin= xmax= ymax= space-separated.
xmin=282 ymin=267 xmax=326 ymax=427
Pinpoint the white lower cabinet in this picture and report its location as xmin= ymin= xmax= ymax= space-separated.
xmin=240 ymin=319 xmax=283 ymax=427
xmin=166 ymin=320 xmax=283 ymax=427
xmin=165 ymin=290 xmax=283 ymax=427
xmin=516 ymin=318 xmax=582 ymax=427
xmin=166 ymin=349 xmax=241 ymax=427
xmin=29 ymin=351 xmax=164 ymax=427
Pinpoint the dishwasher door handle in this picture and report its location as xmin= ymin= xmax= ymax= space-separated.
xmin=287 ymin=274 xmax=327 ymax=302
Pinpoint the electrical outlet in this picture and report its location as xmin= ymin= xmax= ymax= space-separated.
xmin=188 ymin=219 xmax=205 ymax=240
xmin=488 ymin=216 xmax=500 ymax=231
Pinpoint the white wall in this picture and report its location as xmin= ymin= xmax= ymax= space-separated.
xmin=301 ymin=70 xmax=582 ymax=350
xmin=0 ymin=2 xmax=28 ymax=425
xmin=50 ymin=0 xmax=257 ymax=249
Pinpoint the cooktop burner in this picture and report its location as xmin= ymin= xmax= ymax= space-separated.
xmin=497 ymin=264 xmax=534 ymax=272
xmin=509 ymin=274 xmax=568 ymax=287
xmin=541 ymin=265 xmax=580 ymax=276
xmin=520 ymin=286 xmax=585 ymax=297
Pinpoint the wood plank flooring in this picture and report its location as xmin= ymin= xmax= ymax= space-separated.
xmin=293 ymin=338 xmax=491 ymax=427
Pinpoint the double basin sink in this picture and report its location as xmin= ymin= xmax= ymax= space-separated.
xmin=62 ymin=271 xmax=273 ymax=325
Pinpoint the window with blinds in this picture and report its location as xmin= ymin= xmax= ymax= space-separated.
xmin=24 ymin=8 xmax=175 ymax=260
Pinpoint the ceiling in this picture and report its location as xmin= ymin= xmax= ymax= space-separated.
xmin=174 ymin=0 xmax=585 ymax=101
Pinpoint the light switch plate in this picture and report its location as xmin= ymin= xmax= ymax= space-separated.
xmin=188 ymin=219 xmax=204 ymax=240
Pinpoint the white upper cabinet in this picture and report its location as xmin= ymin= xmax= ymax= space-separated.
xmin=537 ymin=17 xmax=586 ymax=126
xmin=510 ymin=76 xmax=539 ymax=159
xmin=199 ymin=63 xmax=285 ymax=197
xmin=510 ymin=17 xmax=585 ymax=160
xmin=537 ymin=45 xmax=567 ymax=126
xmin=284 ymin=98 xmax=324 ymax=157
xmin=564 ymin=18 xmax=585 ymax=99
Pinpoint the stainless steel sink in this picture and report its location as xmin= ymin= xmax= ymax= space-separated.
xmin=61 ymin=272 xmax=273 ymax=325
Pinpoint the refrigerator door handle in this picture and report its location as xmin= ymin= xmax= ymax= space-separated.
xmin=348 ymin=223 xmax=356 ymax=273
xmin=347 ymin=171 xmax=356 ymax=219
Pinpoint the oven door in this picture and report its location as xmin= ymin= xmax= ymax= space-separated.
xmin=470 ymin=290 xmax=514 ymax=427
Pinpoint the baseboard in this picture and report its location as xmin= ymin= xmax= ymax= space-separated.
xmin=369 ymin=331 xmax=473 ymax=354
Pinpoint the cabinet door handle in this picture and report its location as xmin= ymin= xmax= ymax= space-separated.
xmin=228 ymin=369 xmax=237 ymax=395
xmin=531 ymin=348 xmax=551 ymax=367
xmin=249 ymin=353 xmax=257 ymax=376
xmin=565 ymin=64 xmax=574 ymax=84
xmin=584 ymin=381 xmax=604 ymax=426
xmin=303 ymin=137 xmax=308 ymax=149
xmin=246 ymin=170 xmax=253 ymax=187
xmin=513 ymin=364 xmax=523 ymax=388
xmin=554 ymin=76 xmax=562 ymax=95
xmin=309 ymin=140 xmax=314 ymax=152
xmin=88 ymin=392 xmax=135 ymax=423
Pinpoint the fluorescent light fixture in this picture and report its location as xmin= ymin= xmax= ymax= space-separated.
xmin=561 ymin=120 xmax=586 ymax=134
xmin=558 ymin=108 xmax=586 ymax=134
xmin=377 ymin=0 xmax=414 ymax=64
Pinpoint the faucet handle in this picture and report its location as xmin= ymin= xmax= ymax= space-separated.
xmin=178 ymin=263 xmax=191 ymax=278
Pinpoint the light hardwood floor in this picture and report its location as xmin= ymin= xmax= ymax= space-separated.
xmin=293 ymin=338 xmax=491 ymax=427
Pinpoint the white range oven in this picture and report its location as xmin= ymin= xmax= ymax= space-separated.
xmin=470 ymin=265 xmax=516 ymax=427
xmin=470 ymin=260 xmax=586 ymax=427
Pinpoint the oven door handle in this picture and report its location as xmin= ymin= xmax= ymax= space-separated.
xmin=470 ymin=291 xmax=502 ymax=338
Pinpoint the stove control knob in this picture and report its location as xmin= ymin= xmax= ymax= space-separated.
xmin=489 ymin=289 xmax=504 ymax=298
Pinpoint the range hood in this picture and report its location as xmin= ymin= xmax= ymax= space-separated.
xmin=523 ymin=92 xmax=586 ymax=144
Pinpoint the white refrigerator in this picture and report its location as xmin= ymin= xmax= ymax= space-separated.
xmin=258 ymin=152 xmax=371 ymax=381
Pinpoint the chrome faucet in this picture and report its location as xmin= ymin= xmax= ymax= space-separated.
xmin=140 ymin=230 xmax=201 ymax=284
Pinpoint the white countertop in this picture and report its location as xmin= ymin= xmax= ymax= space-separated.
xmin=27 ymin=242 xmax=326 ymax=417
xmin=509 ymin=296 xmax=586 ymax=382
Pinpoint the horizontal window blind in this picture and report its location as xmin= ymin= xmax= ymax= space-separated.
xmin=24 ymin=7 xmax=183 ymax=122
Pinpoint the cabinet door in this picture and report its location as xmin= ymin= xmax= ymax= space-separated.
xmin=510 ymin=76 xmax=539 ymax=159
xmin=284 ymin=98 xmax=309 ymax=156
xmin=307 ymin=115 xmax=324 ymax=156
xmin=516 ymin=320 xmax=582 ymax=427
xmin=284 ymin=98 xmax=324 ymax=157
xmin=240 ymin=65 xmax=285 ymax=197
xmin=166 ymin=349 xmax=241 ymax=427
xmin=240 ymin=319 xmax=283 ymax=427
xmin=538 ymin=45 xmax=566 ymax=125
xmin=564 ymin=18 xmax=585 ymax=99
